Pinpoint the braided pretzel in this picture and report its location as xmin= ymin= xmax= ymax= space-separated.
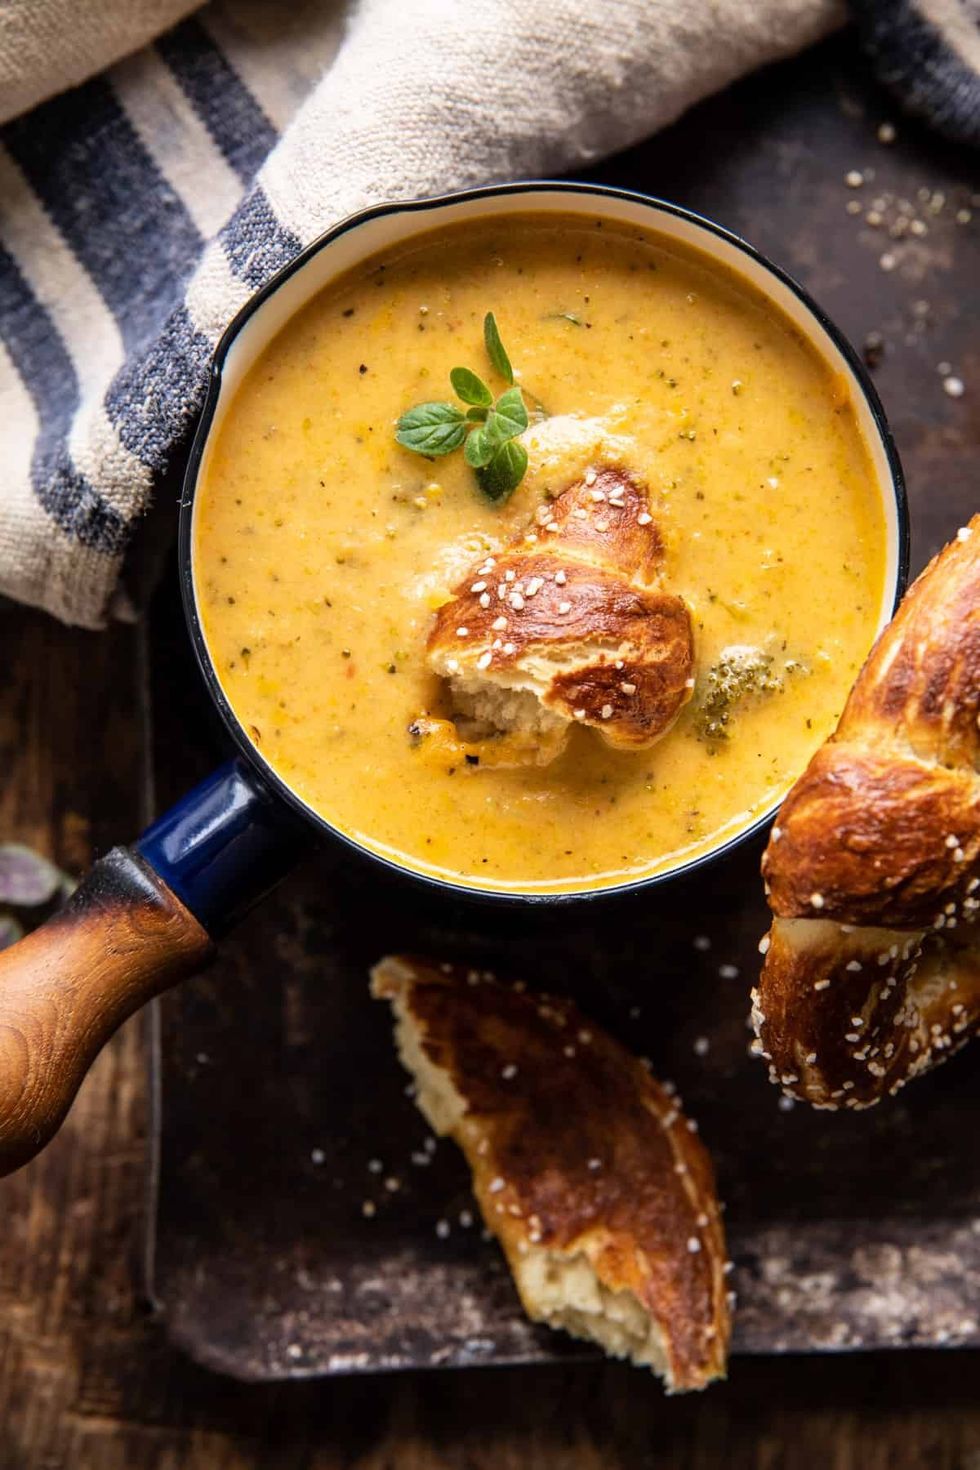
xmin=752 ymin=516 xmax=980 ymax=1109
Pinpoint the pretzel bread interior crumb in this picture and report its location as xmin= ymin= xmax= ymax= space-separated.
xmin=514 ymin=1250 xmax=671 ymax=1375
xmin=383 ymin=965 xmax=673 ymax=1378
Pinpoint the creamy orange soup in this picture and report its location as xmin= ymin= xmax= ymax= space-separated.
xmin=194 ymin=214 xmax=887 ymax=893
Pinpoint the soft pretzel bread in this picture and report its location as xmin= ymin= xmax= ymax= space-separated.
xmin=753 ymin=517 xmax=980 ymax=1109
xmin=371 ymin=955 xmax=730 ymax=1391
xmin=418 ymin=465 xmax=695 ymax=764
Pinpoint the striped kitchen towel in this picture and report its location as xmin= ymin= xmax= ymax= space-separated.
xmin=0 ymin=0 xmax=843 ymax=628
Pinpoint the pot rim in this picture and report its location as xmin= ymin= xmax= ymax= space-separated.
xmin=178 ymin=180 xmax=910 ymax=909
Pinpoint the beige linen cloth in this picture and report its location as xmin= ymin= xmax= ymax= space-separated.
xmin=0 ymin=0 xmax=842 ymax=627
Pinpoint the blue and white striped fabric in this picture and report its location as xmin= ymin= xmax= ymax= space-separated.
xmin=0 ymin=0 xmax=839 ymax=627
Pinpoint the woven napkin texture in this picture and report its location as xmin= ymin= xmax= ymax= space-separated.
xmin=0 ymin=0 xmax=842 ymax=627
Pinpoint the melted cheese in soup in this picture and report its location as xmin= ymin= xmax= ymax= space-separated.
xmin=194 ymin=214 xmax=887 ymax=893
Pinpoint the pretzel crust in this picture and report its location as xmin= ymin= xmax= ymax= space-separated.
xmin=371 ymin=955 xmax=730 ymax=1390
xmin=424 ymin=466 xmax=695 ymax=754
xmin=753 ymin=518 xmax=980 ymax=1109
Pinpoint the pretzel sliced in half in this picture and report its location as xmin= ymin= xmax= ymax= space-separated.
xmin=371 ymin=955 xmax=730 ymax=1391
xmin=753 ymin=517 xmax=980 ymax=1109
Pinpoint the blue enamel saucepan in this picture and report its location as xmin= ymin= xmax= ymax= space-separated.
xmin=0 ymin=183 xmax=909 ymax=1175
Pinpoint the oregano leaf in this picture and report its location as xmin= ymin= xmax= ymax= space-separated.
xmin=486 ymin=385 xmax=528 ymax=445
xmin=464 ymin=426 xmax=495 ymax=468
xmin=483 ymin=312 xmax=514 ymax=384
xmin=476 ymin=439 xmax=528 ymax=501
xmin=395 ymin=402 xmax=467 ymax=456
xmin=450 ymin=366 xmax=493 ymax=407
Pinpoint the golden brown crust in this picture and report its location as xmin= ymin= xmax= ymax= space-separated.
xmin=754 ymin=518 xmax=980 ymax=1108
xmin=752 ymin=918 xmax=980 ymax=1110
xmin=539 ymin=466 xmax=665 ymax=582
xmin=429 ymin=552 xmax=694 ymax=748
xmin=425 ymin=466 xmax=695 ymax=753
xmin=763 ymin=519 xmax=980 ymax=927
xmin=371 ymin=955 xmax=730 ymax=1391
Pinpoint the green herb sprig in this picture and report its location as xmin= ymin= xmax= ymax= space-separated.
xmin=395 ymin=313 xmax=530 ymax=501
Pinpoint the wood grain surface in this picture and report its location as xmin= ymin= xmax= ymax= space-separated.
xmin=2 ymin=31 xmax=980 ymax=1470
xmin=0 ymin=848 xmax=212 ymax=1176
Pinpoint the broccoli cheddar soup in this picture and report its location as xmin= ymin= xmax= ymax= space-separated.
xmin=194 ymin=213 xmax=888 ymax=894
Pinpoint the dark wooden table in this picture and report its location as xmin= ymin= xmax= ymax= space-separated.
xmin=2 ymin=33 xmax=979 ymax=1469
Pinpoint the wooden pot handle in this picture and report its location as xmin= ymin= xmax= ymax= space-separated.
xmin=0 ymin=847 xmax=213 ymax=1177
